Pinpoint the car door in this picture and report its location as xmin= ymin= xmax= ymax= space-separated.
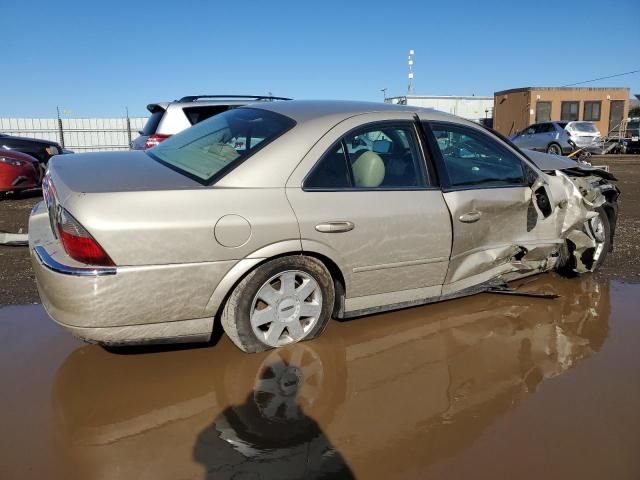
xmin=537 ymin=122 xmax=560 ymax=150
xmin=424 ymin=121 xmax=561 ymax=294
xmin=286 ymin=114 xmax=452 ymax=313
xmin=513 ymin=125 xmax=536 ymax=149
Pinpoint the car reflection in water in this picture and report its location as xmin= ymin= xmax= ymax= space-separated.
xmin=52 ymin=275 xmax=609 ymax=479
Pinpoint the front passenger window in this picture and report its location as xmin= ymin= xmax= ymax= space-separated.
xmin=430 ymin=124 xmax=525 ymax=189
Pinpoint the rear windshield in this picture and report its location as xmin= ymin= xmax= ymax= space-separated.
xmin=569 ymin=122 xmax=598 ymax=132
xmin=147 ymin=108 xmax=295 ymax=183
xmin=142 ymin=110 xmax=164 ymax=135
xmin=183 ymin=105 xmax=234 ymax=125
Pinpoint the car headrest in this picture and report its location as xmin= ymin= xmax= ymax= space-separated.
xmin=352 ymin=151 xmax=385 ymax=187
xmin=206 ymin=144 xmax=240 ymax=162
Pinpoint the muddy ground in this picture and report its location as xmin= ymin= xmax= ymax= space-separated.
xmin=1 ymin=158 xmax=639 ymax=305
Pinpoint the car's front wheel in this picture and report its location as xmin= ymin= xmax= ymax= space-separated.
xmin=588 ymin=207 xmax=611 ymax=271
xmin=557 ymin=207 xmax=611 ymax=274
xmin=221 ymin=256 xmax=335 ymax=353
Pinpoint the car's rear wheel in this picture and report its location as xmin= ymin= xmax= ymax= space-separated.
xmin=221 ymin=256 xmax=335 ymax=353
xmin=546 ymin=143 xmax=562 ymax=155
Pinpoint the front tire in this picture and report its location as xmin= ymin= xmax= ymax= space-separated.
xmin=221 ymin=256 xmax=335 ymax=353
xmin=588 ymin=207 xmax=611 ymax=271
xmin=557 ymin=207 xmax=611 ymax=274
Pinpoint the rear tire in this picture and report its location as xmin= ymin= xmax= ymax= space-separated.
xmin=221 ymin=256 xmax=335 ymax=353
xmin=546 ymin=143 xmax=562 ymax=155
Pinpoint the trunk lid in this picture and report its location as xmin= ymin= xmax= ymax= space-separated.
xmin=48 ymin=150 xmax=202 ymax=199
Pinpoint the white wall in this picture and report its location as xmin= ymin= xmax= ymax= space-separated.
xmin=387 ymin=96 xmax=494 ymax=122
xmin=0 ymin=117 xmax=148 ymax=152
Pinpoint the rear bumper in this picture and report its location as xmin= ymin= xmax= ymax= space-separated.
xmin=29 ymin=201 xmax=236 ymax=345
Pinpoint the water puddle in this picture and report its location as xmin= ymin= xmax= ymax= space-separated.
xmin=1 ymin=274 xmax=639 ymax=479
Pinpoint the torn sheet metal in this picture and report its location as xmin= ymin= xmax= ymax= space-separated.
xmin=547 ymin=168 xmax=617 ymax=273
xmin=0 ymin=232 xmax=29 ymax=246
xmin=443 ymin=159 xmax=618 ymax=289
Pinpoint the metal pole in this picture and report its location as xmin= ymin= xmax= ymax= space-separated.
xmin=56 ymin=106 xmax=65 ymax=148
xmin=407 ymin=49 xmax=414 ymax=95
xmin=125 ymin=107 xmax=132 ymax=148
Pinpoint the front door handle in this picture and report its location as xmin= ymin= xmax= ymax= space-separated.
xmin=459 ymin=211 xmax=482 ymax=223
xmin=315 ymin=221 xmax=355 ymax=233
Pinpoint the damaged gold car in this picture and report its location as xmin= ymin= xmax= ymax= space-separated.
xmin=28 ymin=101 xmax=619 ymax=352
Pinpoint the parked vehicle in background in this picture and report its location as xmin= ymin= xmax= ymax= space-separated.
xmin=0 ymin=133 xmax=65 ymax=177
xmin=509 ymin=121 xmax=575 ymax=155
xmin=30 ymin=101 xmax=619 ymax=352
xmin=624 ymin=118 xmax=640 ymax=153
xmin=563 ymin=121 xmax=602 ymax=152
xmin=131 ymin=95 xmax=291 ymax=150
xmin=510 ymin=121 xmax=604 ymax=156
xmin=0 ymin=149 xmax=40 ymax=194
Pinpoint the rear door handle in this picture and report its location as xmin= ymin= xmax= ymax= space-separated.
xmin=458 ymin=211 xmax=482 ymax=223
xmin=315 ymin=221 xmax=355 ymax=233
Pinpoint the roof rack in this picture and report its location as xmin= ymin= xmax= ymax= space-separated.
xmin=177 ymin=95 xmax=292 ymax=103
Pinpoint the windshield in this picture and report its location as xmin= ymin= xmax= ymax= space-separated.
xmin=147 ymin=108 xmax=295 ymax=183
xmin=569 ymin=122 xmax=598 ymax=133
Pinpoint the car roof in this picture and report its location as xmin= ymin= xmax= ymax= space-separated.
xmin=147 ymin=96 xmax=291 ymax=113
xmin=245 ymin=99 xmax=467 ymax=125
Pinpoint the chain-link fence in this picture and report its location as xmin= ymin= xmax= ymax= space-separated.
xmin=0 ymin=117 xmax=148 ymax=152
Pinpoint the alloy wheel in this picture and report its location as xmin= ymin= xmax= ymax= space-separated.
xmin=250 ymin=270 xmax=323 ymax=347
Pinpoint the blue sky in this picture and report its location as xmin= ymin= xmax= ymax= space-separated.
xmin=2 ymin=0 xmax=639 ymax=117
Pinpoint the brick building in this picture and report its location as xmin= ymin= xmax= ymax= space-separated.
xmin=493 ymin=87 xmax=629 ymax=136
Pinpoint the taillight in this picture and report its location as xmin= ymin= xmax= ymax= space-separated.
xmin=57 ymin=208 xmax=114 ymax=266
xmin=144 ymin=133 xmax=170 ymax=149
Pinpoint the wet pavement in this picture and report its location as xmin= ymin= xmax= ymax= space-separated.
xmin=1 ymin=274 xmax=639 ymax=479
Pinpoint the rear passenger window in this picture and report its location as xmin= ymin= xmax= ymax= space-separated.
xmin=430 ymin=123 xmax=525 ymax=189
xmin=535 ymin=123 xmax=553 ymax=133
xmin=304 ymin=143 xmax=351 ymax=188
xmin=304 ymin=123 xmax=427 ymax=190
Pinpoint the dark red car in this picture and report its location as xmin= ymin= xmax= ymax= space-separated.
xmin=0 ymin=149 xmax=40 ymax=193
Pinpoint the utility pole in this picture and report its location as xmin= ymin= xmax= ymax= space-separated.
xmin=407 ymin=49 xmax=414 ymax=95
xmin=380 ymin=88 xmax=388 ymax=102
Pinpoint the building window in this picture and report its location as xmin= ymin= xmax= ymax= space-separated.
xmin=583 ymin=101 xmax=601 ymax=121
xmin=535 ymin=102 xmax=552 ymax=122
xmin=561 ymin=101 xmax=579 ymax=121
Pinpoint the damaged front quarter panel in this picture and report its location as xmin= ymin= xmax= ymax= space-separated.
xmin=544 ymin=166 xmax=619 ymax=273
